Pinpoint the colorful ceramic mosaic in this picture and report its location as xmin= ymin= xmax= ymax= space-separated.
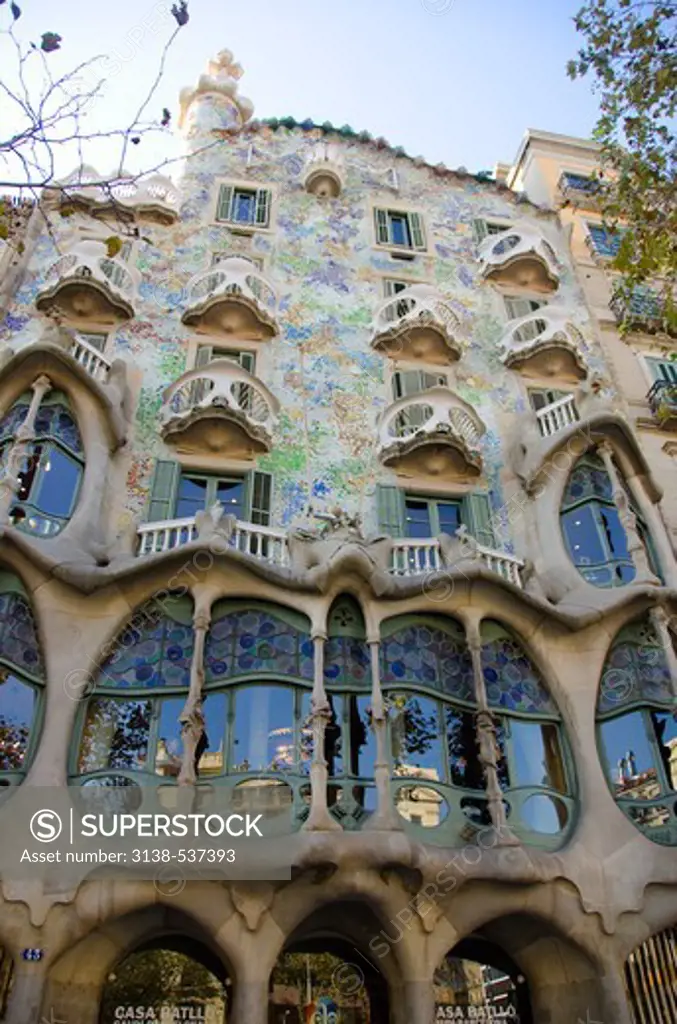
xmin=380 ymin=623 xmax=475 ymax=702
xmin=0 ymin=592 xmax=45 ymax=680
xmin=480 ymin=637 xmax=557 ymax=715
xmin=598 ymin=619 xmax=675 ymax=714
xmin=205 ymin=609 xmax=314 ymax=683
xmin=97 ymin=604 xmax=193 ymax=690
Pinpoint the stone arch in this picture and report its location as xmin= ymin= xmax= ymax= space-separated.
xmin=41 ymin=902 xmax=235 ymax=1024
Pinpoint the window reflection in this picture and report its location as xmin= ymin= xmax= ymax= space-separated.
xmin=653 ymin=712 xmax=677 ymax=791
xmin=154 ymin=694 xmax=226 ymax=778
xmin=599 ymin=712 xmax=658 ymax=799
xmin=0 ymin=674 xmax=35 ymax=770
xmin=390 ymin=693 xmax=444 ymax=783
xmin=510 ymin=720 xmax=566 ymax=793
xmin=79 ymin=698 xmax=152 ymax=772
xmin=232 ymin=686 xmax=295 ymax=773
xmin=445 ymin=707 xmax=483 ymax=790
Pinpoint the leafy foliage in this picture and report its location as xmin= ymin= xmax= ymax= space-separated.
xmin=568 ymin=0 xmax=677 ymax=332
xmin=100 ymin=948 xmax=225 ymax=1019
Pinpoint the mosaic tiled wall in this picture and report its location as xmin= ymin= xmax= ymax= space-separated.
xmin=0 ymin=119 xmax=612 ymax=546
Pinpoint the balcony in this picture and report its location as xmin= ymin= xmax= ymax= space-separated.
xmin=160 ymin=358 xmax=279 ymax=457
xmin=478 ymin=226 xmax=560 ymax=293
xmin=610 ymin=286 xmax=676 ymax=337
xmin=54 ymin=168 xmax=179 ymax=224
xmin=136 ymin=517 xmax=524 ymax=588
xmin=534 ymin=393 xmax=579 ymax=438
xmin=500 ymin=306 xmax=588 ymax=381
xmin=557 ymin=171 xmax=603 ymax=210
xmin=303 ymin=141 xmax=345 ymax=198
xmin=69 ymin=334 xmax=111 ymax=383
xmin=35 ymin=240 xmax=138 ymax=322
xmin=648 ymin=380 xmax=677 ymax=431
xmin=377 ymin=387 xmax=485 ymax=478
xmin=182 ymin=257 xmax=277 ymax=338
xmin=371 ymin=285 xmax=462 ymax=364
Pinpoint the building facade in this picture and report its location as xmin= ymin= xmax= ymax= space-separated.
xmin=0 ymin=50 xmax=676 ymax=1024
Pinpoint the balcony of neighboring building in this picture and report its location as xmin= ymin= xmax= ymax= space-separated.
xmin=477 ymin=224 xmax=560 ymax=293
xmin=557 ymin=171 xmax=604 ymax=211
xmin=647 ymin=379 xmax=677 ymax=431
xmin=499 ymin=304 xmax=588 ymax=381
xmin=160 ymin=357 xmax=279 ymax=457
xmin=35 ymin=240 xmax=138 ymax=322
xmin=610 ymin=285 xmax=677 ymax=338
xmin=371 ymin=284 xmax=462 ymax=364
xmin=303 ymin=141 xmax=345 ymax=198
xmin=377 ymin=384 xmax=485 ymax=478
xmin=182 ymin=256 xmax=277 ymax=338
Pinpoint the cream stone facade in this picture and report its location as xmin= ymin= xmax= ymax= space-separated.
xmin=0 ymin=53 xmax=675 ymax=1024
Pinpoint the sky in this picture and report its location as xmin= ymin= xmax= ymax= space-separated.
xmin=2 ymin=0 xmax=603 ymax=188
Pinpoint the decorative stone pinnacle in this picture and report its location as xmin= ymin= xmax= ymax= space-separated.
xmin=208 ymin=49 xmax=243 ymax=80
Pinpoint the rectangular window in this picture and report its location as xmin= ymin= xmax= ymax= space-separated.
xmin=561 ymin=172 xmax=597 ymax=193
xmin=195 ymin=344 xmax=256 ymax=374
xmin=504 ymin=296 xmax=544 ymax=321
xmin=76 ymin=332 xmax=108 ymax=352
xmin=392 ymin=369 xmax=447 ymax=401
xmin=527 ymin=388 xmax=572 ymax=413
xmin=645 ymin=357 xmax=677 ymax=385
xmin=404 ymin=495 xmax=463 ymax=539
xmin=175 ymin=473 xmax=246 ymax=520
xmin=587 ymin=222 xmax=623 ymax=259
xmin=374 ymin=208 xmax=426 ymax=251
xmin=216 ymin=184 xmax=271 ymax=228
xmin=472 ymin=219 xmax=512 ymax=245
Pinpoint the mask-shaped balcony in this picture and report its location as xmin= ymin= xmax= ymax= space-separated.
xmin=371 ymin=285 xmax=462 ymax=364
xmin=377 ymin=387 xmax=485 ymax=478
xmin=303 ymin=141 xmax=345 ymax=198
xmin=478 ymin=226 xmax=560 ymax=293
xmin=182 ymin=257 xmax=277 ymax=338
xmin=499 ymin=306 xmax=588 ymax=381
xmin=160 ymin=358 xmax=279 ymax=457
xmin=35 ymin=240 xmax=138 ymax=322
xmin=54 ymin=167 xmax=179 ymax=224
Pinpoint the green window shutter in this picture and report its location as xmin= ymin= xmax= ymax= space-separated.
xmin=464 ymin=492 xmax=496 ymax=548
xmin=646 ymin=357 xmax=677 ymax=384
xmin=195 ymin=345 xmax=213 ymax=368
xmin=376 ymin=485 xmax=405 ymax=536
xmin=409 ymin=212 xmax=426 ymax=250
xmin=147 ymin=460 xmax=180 ymax=522
xmin=375 ymin=208 xmax=390 ymax=245
xmin=239 ymin=351 xmax=255 ymax=374
xmin=472 ymin=218 xmax=488 ymax=245
xmin=245 ymin=470 xmax=272 ymax=526
xmin=216 ymin=185 xmax=233 ymax=222
xmin=255 ymin=188 xmax=271 ymax=226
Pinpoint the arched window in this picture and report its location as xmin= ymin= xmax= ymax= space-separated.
xmin=560 ymin=451 xmax=656 ymax=588
xmin=0 ymin=392 xmax=84 ymax=536
xmin=381 ymin=616 xmax=575 ymax=848
xmin=597 ymin=616 xmax=677 ymax=846
xmin=0 ymin=572 xmax=45 ymax=789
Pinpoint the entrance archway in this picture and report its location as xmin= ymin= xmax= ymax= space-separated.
xmin=269 ymin=902 xmax=392 ymax=1023
xmin=434 ymin=936 xmax=532 ymax=1023
xmin=99 ymin=936 xmax=231 ymax=1023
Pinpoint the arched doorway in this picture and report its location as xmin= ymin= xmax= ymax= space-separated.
xmin=434 ymin=936 xmax=532 ymax=1022
xmin=99 ymin=936 xmax=231 ymax=1023
xmin=269 ymin=903 xmax=392 ymax=1023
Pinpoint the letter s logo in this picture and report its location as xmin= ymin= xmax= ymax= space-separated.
xmin=29 ymin=809 xmax=63 ymax=843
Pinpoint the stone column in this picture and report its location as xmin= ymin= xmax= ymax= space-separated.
xmin=402 ymin=979 xmax=436 ymax=1024
xmin=597 ymin=442 xmax=659 ymax=585
xmin=4 ymin=956 xmax=49 ymax=1024
xmin=626 ymin=470 xmax=677 ymax=587
xmin=0 ymin=374 xmax=52 ymax=524
xmin=365 ymin=637 xmax=401 ymax=831
xmin=651 ymin=605 xmax=677 ymax=698
xmin=178 ymin=601 xmax=211 ymax=787
xmin=302 ymin=633 xmax=341 ymax=831
xmin=230 ymin=978 xmax=269 ymax=1024
xmin=466 ymin=621 xmax=518 ymax=845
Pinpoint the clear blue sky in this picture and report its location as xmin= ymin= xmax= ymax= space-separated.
xmin=6 ymin=0 xmax=601 ymax=183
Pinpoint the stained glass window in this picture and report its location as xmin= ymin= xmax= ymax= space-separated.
xmin=0 ymin=591 xmax=45 ymax=679
xmin=381 ymin=619 xmax=474 ymax=702
xmin=97 ymin=601 xmax=194 ymax=689
xmin=0 ymin=579 xmax=44 ymax=780
xmin=205 ymin=605 xmax=313 ymax=682
xmin=324 ymin=595 xmax=372 ymax=689
xmin=481 ymin=622 xmax=557 ymax=715
xmin=598 ymin=620 xmax=673 ymax=714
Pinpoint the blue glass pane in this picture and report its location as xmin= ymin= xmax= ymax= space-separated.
xmin=599 ymin=506 xmax=629 ymax=558
xmin=381 ymin=623 xmax=474 ymax=701
xmin=324 ymin=636 xmax=371 ymax=688
xmin=34 ymin=404 xmax=83 ymax=456
xmin=176 ymin=477 xmax=208 ymax=518
xmin=438 ymin=503 xmax=461 ymax=535
xmin=599 ymin=712 xmax=659 ymax=799
xmin=445 ymin=707 xmax=484 ymax=790
xmin=232 ymin=685 xmax=294 ymax=773
xmin=510 ymin=721 xmax=565 ymax=791
xmin=599 ymin=635 xmax=674 ymax=713
xmin=405 ymin=500 xmax=432 ymax=538
xmin=563 ymin=459 xmax=613 ymax=505
xmin=33 ymin=445 xmax=81 ymax=518
xmin=562 ymin=505 xmax=606 ymax=566
xmin=390 ymin=215 xmax=411 ymax=247
xmin=233 ymin=192 xmax=255 ymax=223
xmin=390 ymin=693 xmax=444 ymax=782
xmin=216 ymin=479 xmax=244 ymax=518
xmin=205 ymin=609 xmax=313 ymax=682
xmin=0 ymin=673 xmax=35 ymax=769
xmin=0 ymin=593 xmax=45 ymax=679
xmin=0 ymin=403 xmax=29 ymax=442
xmin=351 ymin=695 xmax=376 ymax=778
xmin=481 ymin=638 xmax=556 ymax=714
xmin=97 ymin=604 xmax=193 ymax=689
xmin=79 ymin=697 xmax=152 ymax=771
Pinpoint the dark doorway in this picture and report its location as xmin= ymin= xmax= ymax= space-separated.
xmin=434 ymin=935 xmax=533 ymax=1023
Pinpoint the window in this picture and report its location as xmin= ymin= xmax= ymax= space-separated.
xmin=560 ymin=452 xmax=656 ymax=588
xmin=472 ymin=219 xmax=513 ymax=245
xmin=0 ymin=393 xmax=84 ymax=537
xmin=175 ymin=473 xmax=246 ymax=520
xmin=504 ymin=295 xmax=547 ymax=342
xmin=374 ymin=208 xmax=426 ymax=251
xmin=382 ymin=278 xmax=416 ymax=320
xmin=195 ymin=345 xmax=255 ymax=375
xmin=404 ymin=495 xmax=463 ymax=539
xmin=597 ymin=616 xmax=677 ymax=845
xmin=76 ymin=332 xmax=108 ymax=353
xmin=586 ymin=222 xmax=624 ymax=259
xmin=392 ymin=369 xmax=447 ymax=401
xmin=211 ymin=252 xmax=264 ymax=271
xmin=215 ymin=184 xmax=271 ymax=228
xmin=383 ymin=617 xmax=574 ymax=844
xmin=561 ymin=171 xmax=598 ymax=193
xmin=645 ymin=356 xmax=677 ymax=386
xmin=377 ymin=485 xmax=497 ymax=549
xmin=527 ymin=387 xmax=573 ymax=413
